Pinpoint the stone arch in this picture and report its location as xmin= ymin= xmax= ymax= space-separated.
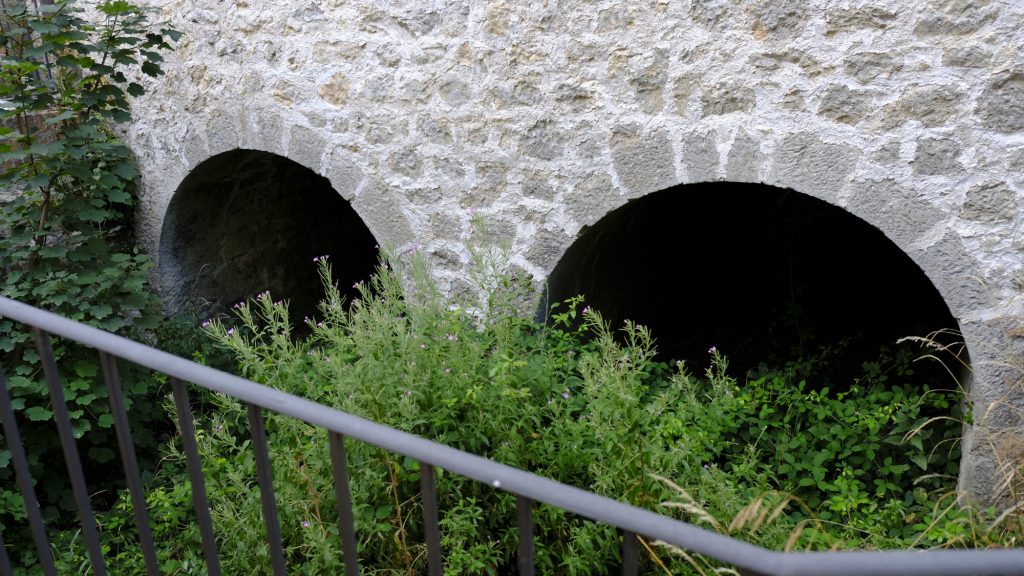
xmin=544 ymin=181 xmax=967 ymax=373
xmin=158 ymin=149 xmax=379 ymax=322
xmin=567 ymin=127 xmax=990 ymax=333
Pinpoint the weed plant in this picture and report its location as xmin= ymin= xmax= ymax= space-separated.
xmin=52 ymin=238 xmax=1019 ymax=575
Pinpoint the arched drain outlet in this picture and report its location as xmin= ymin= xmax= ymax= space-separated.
xmin=159 ymin=150 xmax=378 ymax=323
xmin=544 ymin=182 xmax=966 ymax=381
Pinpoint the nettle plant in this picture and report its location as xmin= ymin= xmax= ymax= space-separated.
xmin=0 ymin=0 xmax=178 ymax=556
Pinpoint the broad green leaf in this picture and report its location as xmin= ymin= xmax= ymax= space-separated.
xmin=106 ymin=188 xmax=131 ymax=203
xmin=24 ymin=406 xmax=53 ymax=421
xmin=140 ymin=60 xmax=161 ymax=77
xmin=110 ymin=161 xmax=138 ymax=179
xmin=72 ymin=360 xmax=99 ymax=378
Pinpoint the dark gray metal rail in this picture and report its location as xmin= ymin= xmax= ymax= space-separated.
xmin=0 ymin=295 xmax=1022 ymax=576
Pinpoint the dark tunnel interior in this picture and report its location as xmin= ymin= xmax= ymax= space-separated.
xmin=159 ymin=149 xmax=379 ymax=324
xmin=543 ymin=182 xmax=965 ymax=382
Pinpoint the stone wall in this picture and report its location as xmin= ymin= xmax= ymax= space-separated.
xmin=120 ymin=0 xmax=1024 ymax=503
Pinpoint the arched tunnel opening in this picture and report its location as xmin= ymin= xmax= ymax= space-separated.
xmin=159 ymin=149 xmax=379 ymax=324
xmin=544 ymin=182 xmax=967 ymax=387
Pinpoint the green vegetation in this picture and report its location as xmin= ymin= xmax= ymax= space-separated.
xmin=47 ymin=238 xmax=1019 ymax=575
xmin=0 ymin=0 xmax=178 ymax=569
xmin=2 ymin=3 xmax=1020 ymax=574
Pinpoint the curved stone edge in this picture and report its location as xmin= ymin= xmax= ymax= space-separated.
xmin=528 ymin=129 xmax=1012 ymax=504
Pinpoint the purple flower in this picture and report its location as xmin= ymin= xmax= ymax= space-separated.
xmin=561 ymin=392 xmax=570 ymax=400
xmin=708 ymin=346 xmax=717 ymax=354
xmin=446 ymin=333 xmax=458 ymax=342
xmin=302 ymin=520 xmax=310 ymax=528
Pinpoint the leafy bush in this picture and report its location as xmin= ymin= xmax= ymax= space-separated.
xmin=0 ymin=0 xmax=178 ymax=565
xmin=53 ymin=232 xmax=995 ymax=575
xmin=667 ymin=346 xmax=964 ymax=522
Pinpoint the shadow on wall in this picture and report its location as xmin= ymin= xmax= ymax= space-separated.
xmin=159 ymin=149 xmax=378 ymax=323
xmin=543 ymin=182 xmax=965 ymax=379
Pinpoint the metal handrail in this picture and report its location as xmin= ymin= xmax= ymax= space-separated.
xmin=1 ymin=295 xmax=1022 ymax=576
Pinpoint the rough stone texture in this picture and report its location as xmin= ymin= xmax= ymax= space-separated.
xmin=846 ymin=178 xmax=945 ymax=252
xmin=913 ymin=138 xmax=962 ymax=175
xmin=121 ymin=0 xmax=1024 ymax=503
xmin=287 ymin=125 xmax=326 ymax=173
xmin=207 ymin=108 xmax=238 ymax=155
xmin=726 ymin=130 xmax=766 ymax=183
xmin=751 ymin=2 xmax=809 ymax=39
xmin=883 ymin=86 xmax=964 ymax=128
xmin=610 ymin=126 xmax=675 ymax=198
xmin=630 ymin=51 xmax=668 ymax=114
xmin=251 ymin=112 xmax=284 ymax=156
xmin=962 ymin=183 xmax=1019 ymax=224
xmin=526 ymin=227 xmax=571 ymax=273
xmin=914 ymin=0 xmax=1000 ymax=38
xmin=682 ymin=131 xmax=720 ymax=182
xmin=817 ymin=84 xmax=873 ymax=125
xmin=520 ymin=120 xmax=564 ymax=161
xmin=975 ymin=73 xmax=1024 ymax=134
xmin=769 ymin=132 xmax=859 ymax=204
xmin=825 ymin=6 xmax=897 ymax=35
xmin=942 ymin=46 xmax=991 ymax=68
xmin=701 ymin=82 xmax=757 ymax=116
xmin=522 ymin=172 xmax=557 ymax=202
xmin=564 ymin=171 xmax=617 ymax=227
xmin=351 ymin=178 xmax=415 ymax=250
xmin=910 ymin=230 xmax=992 ymax=320
xmin=319 ymin=73 xmax=350 ymax=107
xmin=844 ymin=52 xmax=901 ymax=84
xmin=325 ymin=151 xmax=363 ymax=200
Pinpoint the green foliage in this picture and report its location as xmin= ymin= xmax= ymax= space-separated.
xmin=666 ymin=346 xmax=964 ymax=523
xmin=0 ymin=0 xmax=177 ymax=563
xmin=51 ymin=232 xmax=1003 ymax=575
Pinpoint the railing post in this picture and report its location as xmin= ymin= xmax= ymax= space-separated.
xmin=98 ymin=352 xmax=160 ymax=576
xmin=0 ymin=370 xmax=56 ymax=575
xmin=170 ymin=377 xmax=222 ymax=576
xmin=328 ymin=431 xmax=360 ymax=576
xmin=419 ymin=462 xmax=443 ymax=576
xmin=33 ymin=329 xmax=106 ymax=576
xmin=516 ymin=495 xmax=535 ymax=576
xmin=247 ymin=403 xmax=287 ymax=576
xmin=0 ymin=524 xmax=11 ymax=576
xmin=621 ymin=530 xmax=638 ymax=576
